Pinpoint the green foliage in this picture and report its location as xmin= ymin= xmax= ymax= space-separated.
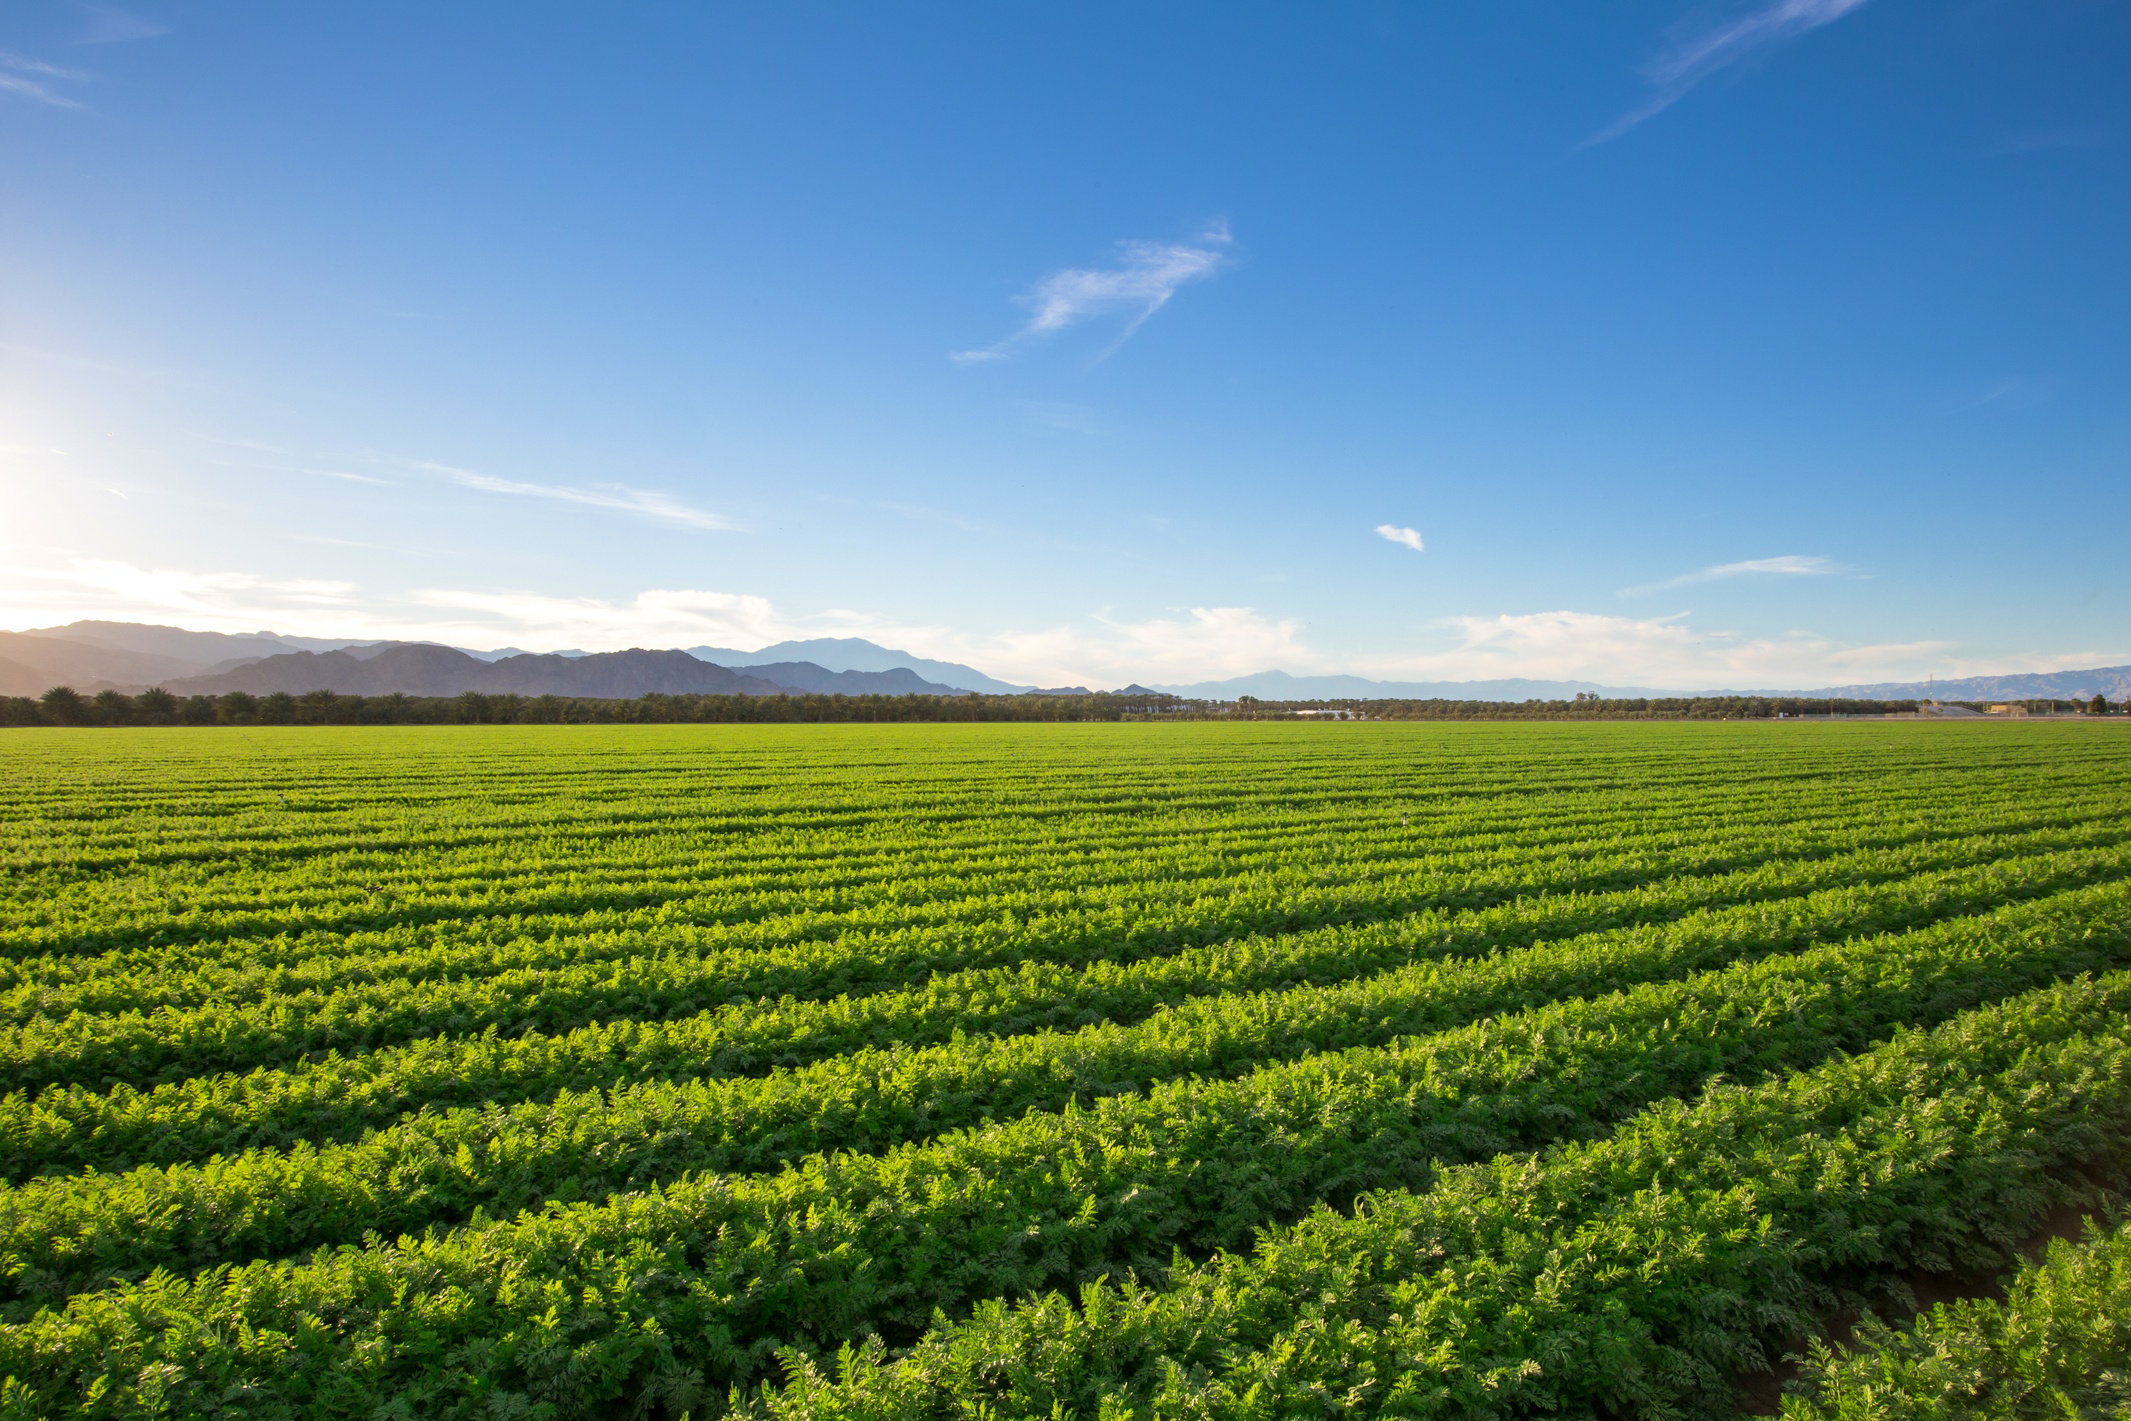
xmin=740 ymin=975 xmax=2131 ymax=1420
xmin=0 ymin=721 xmax=2125 ymax=1418
xmin=1783 ymin=1215 xmax=2131 ymax=1419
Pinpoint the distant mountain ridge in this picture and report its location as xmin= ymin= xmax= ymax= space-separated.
xmin=22 ymin=620 xmax=380 ymax=659
xmin=0 ymin=622 xmax=389 ymax=697
xmin=1787 ymin=666 xmax=2131 ymax=702
xmin=1 ymin=623 xmax=973 ymax=700
xmin=1148 ymin=670 xmax=1677 ymax=701
xmin=687 ymin=638 xmax=1031 ymax=694
xmin=736 ymin=661 xmax=968 ymax=697
xmin=4 ymin=620 xmax=2125 ymax=704
xmin=162 ymin=645 xmax=963 ymax=699
xmin=0 ymin=631 xmax=204 ymax=693
xmin=161 ymin=645 xmax=778 ymax=698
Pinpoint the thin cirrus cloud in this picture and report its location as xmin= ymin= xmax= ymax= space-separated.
xmin=280 ymin=465 xmax=394 ymax=486
xmin=1375 ymin=524 xmax=1426 ymax=553
xmin=80 ymin=4 xmax=173 ymax=44
xmin=1585 ymin=0 xmax=1871 ymax=146
xmin=415 ymin=461 xmax=735 ymax=532
xmin=1 ymin=13 xmax=170 ymax=107
xmin=1618 ymin=553 xmax=1843 ymax=597
xmin=0 ymin=51 xmax=87 ymax=109
xmin=207 ymin=457 xmax=398 ymax=487
xmin=952 ymin=222 xmax=1233 ymax=365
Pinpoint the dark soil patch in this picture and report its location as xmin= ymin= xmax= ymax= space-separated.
xmin=1734 ymin=1199 xmax=2108 ymax=1416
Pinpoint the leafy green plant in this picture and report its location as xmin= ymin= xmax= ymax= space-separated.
xmin=1782 ymin=1214 xmax=2131 ymax=1420
xmin=0 ymin=720 xmax=2125 ymax=1418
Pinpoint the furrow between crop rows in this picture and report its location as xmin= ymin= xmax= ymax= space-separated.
xmin=1779 ymin=1212 xmax=2131 ymax=1420
xmin=12 ymin=775 xmax=2014 ymax=1017
xmin=1 ymin=757 xmax=2024 ymax=961
xmin=9 ymin=796 xmax=2119 ymax=1095
xmin=6 ymin=821 xmax=2122 ymax=1183
xmin=732 ymin=971 xmax=2131 ymax=1421
xmin=2 ymin=843 xmax=2124 ymax=1305
xmin=5 ymin=876 xmax=2128 ymax=1409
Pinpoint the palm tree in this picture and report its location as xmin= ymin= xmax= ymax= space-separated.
xmin=297 ymin=689 xmax=339 ymax=725
xmin=39 ymin=686 xmax=86 ymax=726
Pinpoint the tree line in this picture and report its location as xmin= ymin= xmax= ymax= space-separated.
xmin=1230 ymin=694 xmax=1934 ymax=719
xmin=0 ymin=685 xmax=2020 ymax=727
xmin=2 ymin=687 xmax=1162 ymax=726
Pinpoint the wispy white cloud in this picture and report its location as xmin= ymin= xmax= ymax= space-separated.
xmin=283 ymin=466 xmax=393 ymax=486
xmin=0 ymin=50 xmax=87 ymax=108
xmin=405 ymin=586 xmax=790 ymax=648
xmin=1014 ymin=399 xmax=1099 ymax=434
xmin=953 ymin=222 xmax=1233 ymax=365
xmin=0 ymin=552 xmax=788 ymax=649
xmin=0 ymin=552 xmax=362 ymax=631
xmin=1982 ymin=126 xmax=2112 ymax=158
xmin=1974 ymin=375 xmax=2055 ymax=410
xmin=878 ymin=606 xmax=1308 ymax=689
xmin=1586 ymin=0 xmax=1870 ymax=146
xmin=1375 ymin=524 xmax=1425 ymax=553
xmin=1 ymin=342 xmax=216 ymax=389
xmin=848 ymin=603 xmax=2101 ymax=693
xmin=1362 ymin=608 xmax=1956 ymax=690
xmin=1618 ymin=553 xmax=1842 ymax=597
xmin=288 ymin=535 xmax=394 ymax=550
xmin=194 ymin=435 xmax=288 ymax=454
xmin=208 ymin=458 xmax=397 ymax=486
xmin=864 ymin=498 xmax=999 ymax=537
xmin=79 ymin=4 xmax=172 ymax=44
xmin=0 ymin=52 xmax=80 ymax=78
xmin=0 ymin=551 xmax=2115 ymax=692
xmin=413 ymin=461 xmax=735 ymax=532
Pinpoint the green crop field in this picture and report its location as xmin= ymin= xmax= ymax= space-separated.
xmin=2 ymin=720 xmax=2129 ymax=1419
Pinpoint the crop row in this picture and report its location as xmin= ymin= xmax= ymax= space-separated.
xmin=4 ymin=879 xmax=2128 ymax=1411
xmin=21 ymin=799 xmax=2110 ymax=1097
xmin=8 ymin=727 xmax=2099 ymax=950
xmin=3 ymin=727 xmax=1999 ymax=829
xmin=7 ymin=839 xmax=2130 ymax=1309
xmin=7 ymin=742 xmax=1826 ymax=885
xmin=1780 ymin=1214 xmax=2131 ymax=1419
xmin=737 ymin=971 xmax=2131 ymax=1421
xmin=6 ymin=792 xmax=1546 ymax=955
xmin=10 ymin=773 xmax=1994 ymax=1016
xmin=7 ymin=822 xmax=2119 ymax=1181
xmin=2 ymin=752 xmax=2019 ymax=967
xmin=7 ymin=845 xmax=2122 ymax=1303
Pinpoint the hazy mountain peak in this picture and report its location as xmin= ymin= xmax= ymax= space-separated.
xmin=687 ymin=637 xmax=1030 ymax=694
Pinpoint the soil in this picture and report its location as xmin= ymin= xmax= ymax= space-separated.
xmin=1732 ymin=1200 xmax=2109 ymax=1415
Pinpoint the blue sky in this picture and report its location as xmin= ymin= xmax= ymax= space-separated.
xmin=2 ymin=0 xmax=2125 ymax=689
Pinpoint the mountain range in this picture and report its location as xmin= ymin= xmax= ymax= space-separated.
xmin=1149 ymin=667 xmax=2131 ymax=702
xmin=686 ymin=637 xmax=1032 ymax=694
xmin=1147 ymin=670 xmax=1678 ymax=701
xmin=1789 ymin=667 xmax=2131 ymax=702
xmin=156 ymin=645 xmax=966 ymax=699
xmin=159 ymin=645 xmax=789 ymax=698
xmin=0 ymin=623 xmax=976 ymax=699
xmin=2 ymin=620 xmax=2125 ymax=704
xmin=0 ymin=623 xmax=374 ymax=699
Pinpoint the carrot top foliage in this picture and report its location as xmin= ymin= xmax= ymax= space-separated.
xmin=0 ymin=721 xmax=2126 ymax=1419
